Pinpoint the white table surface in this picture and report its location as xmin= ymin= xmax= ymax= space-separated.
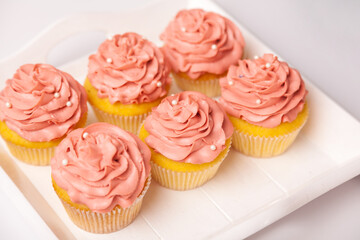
xmin=0 ymin=0 xmax=359 ymax=239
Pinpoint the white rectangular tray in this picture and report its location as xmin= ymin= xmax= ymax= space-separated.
xmin=0 ymin=0 xmax=359 ymax=239
xmin=0 ymin=167 xmax=56 ymax=240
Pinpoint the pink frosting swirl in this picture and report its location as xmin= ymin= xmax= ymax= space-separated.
xmin=144 ymin=91 xmax=233 ymax=164
xmin=88 ymin=32 xmax=171 ymax=104
xmin=219 ymin=54 xmax=308 ymax=128
xmin=0 ymin=64 xmax=87 ymax=142
xmin=160 ymin=9 xmax=245 ymax=79
xmin=51 ymin=122 xmax=151 ymax=213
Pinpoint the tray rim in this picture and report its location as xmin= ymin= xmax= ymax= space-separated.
xmin=0 ymin=0 xmax=359 ymax=239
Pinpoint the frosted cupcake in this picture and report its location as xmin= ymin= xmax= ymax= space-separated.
xmin=219 ymin=54 xmax=309 ymax=157
xmin=160 ymin=9 xmax=245 ymax=97
xmin=85 ymin=32 xmax=171 ymax=134
xmin=139 ymin=91 xmax=233 ymax=190
xmin=51 ymin=122 xmax=151 ymax=233
xmin=0 ymin=64 xmax=87 ymax=165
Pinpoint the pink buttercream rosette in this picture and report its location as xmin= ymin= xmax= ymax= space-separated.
xmin=86 ymin=32 xmax=171 ymax=134
xmin=219 ymin=53 xmax=307 ymax=128
xmin=0 ymin=64 xmax=88 ymax=165
xmin=88 ymin=32 xmax=171 ymax=104
xmin=161 ymin=9 xmax=245 ymax=79
xmin=142 ymin=91 xmax=233 ymax=190
xmin=51 ymin=122 xmax=151 ymax=233
xmin=160 ymin=9 xmax=245 ymax=97
xmin=219 ymin=54 xmax=309 ymax=157
xmin=0 ymin=64 xmax=87 ymax=142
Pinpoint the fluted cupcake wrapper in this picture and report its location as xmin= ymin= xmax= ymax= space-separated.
xmin=172 ymin=73 xmax=220 ymax=97
xmin=3 ymin=139 xmax=55 ymax=165
xmin=232 ymin=127 xmax=304 ymax=158
xmin=59 ymin=176 xmax=151 ymax=234
xmin=150 ymin=139 xmax=231 ymax=191
xmin=0 ymin=114 xmax=87 ymax=166
xmin=92 ymin=107 xmax=150 ymax=135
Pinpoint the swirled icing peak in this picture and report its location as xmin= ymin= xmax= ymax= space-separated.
xmin=88 ymin=32 xmax=171 ymax=104
xmin=51 ymin=122 xmax=151 ymax=213
xmin=0 ymin=64 xmax=87 ymax=142
xmin=160 ymin=9 xmax=245 ymax=79
xmin=144 ymin=91 xmax=233 ymax=164
xmin=219 ymin=53 xmax=308 ymax=128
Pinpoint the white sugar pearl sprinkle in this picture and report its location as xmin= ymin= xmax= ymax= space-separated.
xmin=82 ymin=132 xmax=89 ymax=138
xmin=171 ymin=100 xmax=178 ymax=105
xmin=66 ymin=101 xmax=72 ymax=107
xmin=54 ymin=92 xmax=60 ymax=98
xmin=256 ymin=99 xmax=262 ymax=104
xmin=210 ymin=145 xmax=217 ymax=151
xmin=265 ymin=63 xmax=271 ymax=68
xmin=228 ymin=81 xmax=234 ymax=86
xmin=254 ymin=55 xmax=259 ymax=59
xmin=5 ymin=102 xmax=12 ymax=108
xmin=62 ymin=159 xmax=68 ymax=166
xmin=106 ymin=58 xmax=113 ymax=63
xmin=211 ymin=44 xmax=217 ymax=50
xmin=156 ymin=81 xmax=162 ymax=87
xmin=107 ymin=34 xmax=114 ymax=40
xmin=181 ymin=27 xmax=186 ymax=32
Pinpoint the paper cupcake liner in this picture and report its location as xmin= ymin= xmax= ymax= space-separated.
xmin=4 ymin=139 xmax=55 ymax=166
xmin=92 ymin=107 xmax=150 ymax=135
xmin=232 ymin=128 xmax=303 ymax=158
xmin=59 ymin=176 xmax=151 ymax=234
xmin=151 ymin=139 xmax=231 ymax=191
xmin=172 ymin=73 xmax=220 ymax=97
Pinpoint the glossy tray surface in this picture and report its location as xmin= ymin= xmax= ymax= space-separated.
xmin=0 ymin=0 xmax=359 ymax=239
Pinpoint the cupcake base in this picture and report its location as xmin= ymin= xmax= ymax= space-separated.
xmin=92 ymin=107 xmax=150 ymax=135
xmin=60 ymin=195 xmax=142 ymax=234
xmin=56 ymin=177 xmax=151 ymax=233
xmin=0 ymin=113 xmax=87 ymax=166
xmin=139 ymin=124 xmax=232 ymax=190
xmin=150 ymin=138 xmax=231 ymax=191
xmin=230 ymin=104 xmax=309 ymax=157
xmin=232 ymin=128 xmax=302 ymax=157
xmin=84 ymin=78 xmax=164 ymax=134
xmin=150 ymin=157 xmax=225 ymax=191
xmin=172 ymin=72 xmax=223 ymax=97
xmin=3 ymin=140 xmax=55 ymax=166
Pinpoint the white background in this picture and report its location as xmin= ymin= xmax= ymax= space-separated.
xmin=0 ymin=0 xmax=359 ymax=239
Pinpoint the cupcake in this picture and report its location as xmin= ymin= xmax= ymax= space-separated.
xmin=85 ymin=32 xmax=171 ymax=134
xmin=0 ymin=64 xmax=87 ymax=165
xmin=160 ymin=9 xmax=245 ymax=97
xmin=51 ymin=122 xmax=151 ymax=233
xmin=219 ymin=54 xmax=309 ymax=157
xmin=139 ymin=91 xmax=233 ymax=190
